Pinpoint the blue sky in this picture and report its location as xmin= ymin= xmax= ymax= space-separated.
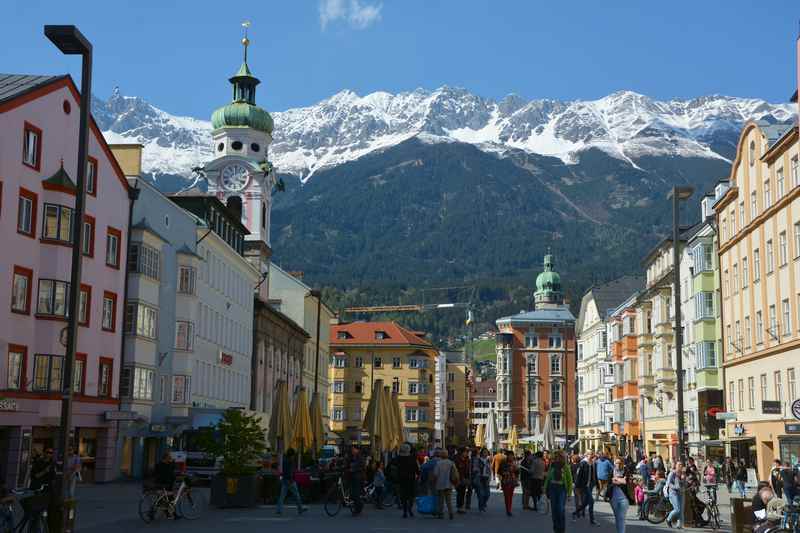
xmin=3 ymin=1 xmax=798 ymax=118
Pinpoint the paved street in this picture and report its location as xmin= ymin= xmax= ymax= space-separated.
xmin=73 ymin=482 xmax=733 ymax=533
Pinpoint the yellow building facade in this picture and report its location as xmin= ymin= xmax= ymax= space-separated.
xmin=445 ymin=353 xmax=472 ymax=446
xmin=329 ymin=321 xmax=437 ymax=445
xmin=716 ymin=118 xmax=800 ymax=480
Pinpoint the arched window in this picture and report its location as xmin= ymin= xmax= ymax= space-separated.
xmin=749 ymin=140 xmax=756 ymax=166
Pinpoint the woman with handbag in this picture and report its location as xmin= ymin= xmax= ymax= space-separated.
xmin=607 ymin=458 xmax=634 ymax=533
xmin=499 ymin=450 xmax=518 ymax=517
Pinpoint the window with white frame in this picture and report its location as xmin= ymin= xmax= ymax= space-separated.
xmin=550 ymin=353 xmax=561 ymax=375
xmin=548 ymin=335 xmax=563 ymax=348
xmin=333 ymin=407 xmax=346 ymax=421
xmin=333 ymin=381 xmax=345 ymax=393
xmin=373 ymin=357 xmax=382 ymax=368
xmin=354 ymin=356 xmax=363 ymax=368
xmin=124 ymin=302 xmax=158 ymax=339
xmin=333 ymin=356 xmax=347 ymax=368
xmin=392 ymin=357 xmax=401 ymax=368
xmin=42 ymin=203 xmax=73 ymax=243
xmin=172 ymin=375 xmax=190 ymax=404
xmin=789 ymin=368 xmax=797 ymax=401
xmin=694 ymin=292 xmax=714 ymax=319
xmin=178 ymin=266 xmax=196 ymax=294
xmin=128 ymin=243 xmax=160 ymax=280
xmin=780 ymin=232 xmax=788 ymax=266
xmin=528 ymin=382 xmax=538 ymax=405
xmin=767 ymin=240 xmax=774 ymax=273
xmin=783 ymin=299 xmax=791 ymax=337
xmin=765 ymin=179 xmax=772 ymax=209
xmin=527 ymin=354 xmax=537 ymax=374
xmin=793 ymin=156 xmax=799 ymax=187
xmin=32 ymin=354 xmax=62 ymax=392
xmin=769 ymin=305 xmax=778 ymax=338
xmin=742 ymin=257 xmax=749 ymax=287
xmin=756 ymin=312 xmax=764 ymax=344
xmin=754 ymin=248 xmax=761 ymax=282
xmin=22 ymin=125 xmax=40 ymax=168
xmin=778 ymin=167 xmax=786 ymax=199
xmin=7 ymin=348 xmax=25 ymax=390
xmin=729 ymin=380 xmax=735 ymax=411
xmin=550 ymin=381 xmax=562 ymax=407
xmin=37 ymin=279 xmax=69 ymax=317
xmin=748 ymin=376 xmax=755 ymax=410
xmin=551 ymin=412 xmax=562 ymax=432
xmin=697 ymin=341 xmax=716 ymax=368
xmin=760 ymin=374 xmax=768 ymax=401
xmin=751 ymin=191 xmax=758 ymax=220
xmin=525 ymin=334 xmax=537 ymax=349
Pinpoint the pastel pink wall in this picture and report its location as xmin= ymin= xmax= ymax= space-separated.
xmin=0 ymin=79 xmax=129 ymax=414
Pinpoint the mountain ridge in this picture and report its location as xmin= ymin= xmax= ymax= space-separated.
xmin=93 ymin=86 xmax=794 ymax=187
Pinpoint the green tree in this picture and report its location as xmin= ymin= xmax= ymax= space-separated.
xmin=199 ymin=409 xmax=266 ymax=477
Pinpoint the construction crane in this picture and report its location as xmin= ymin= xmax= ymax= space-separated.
xmin=343 ymin=302 xmax=470 ymax=314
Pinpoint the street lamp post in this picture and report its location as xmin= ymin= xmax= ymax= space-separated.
xmin=669 ymin=185 xmax=694 ymax=463
xmin=44 ymin=24 xmax=92 ymax=532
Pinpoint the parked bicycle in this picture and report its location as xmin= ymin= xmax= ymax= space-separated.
xmin=2 ymin=486 xmax=49 ymax=533
xmin=644 ymin=491 xmax=673 ymax=524
xmin=138 ymin=476 xmax=204 ymax=523
xmin=702 ymin=484 xmax=721 ymax=530
xmin=324 ymin=476 xmax=393 ymax=516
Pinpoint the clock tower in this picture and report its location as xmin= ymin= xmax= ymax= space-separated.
xmin=204 ymin=25 xmax=275 ymax=296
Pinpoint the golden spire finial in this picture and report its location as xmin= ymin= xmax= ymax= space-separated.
xmin=241 ymin=20 xmax=251 ymax=63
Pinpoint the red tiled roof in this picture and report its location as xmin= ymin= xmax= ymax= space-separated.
xmin=473 ymin=379 xmax=497 ymax=398
xmin=330 ymin=321 xmax=434 ymax=348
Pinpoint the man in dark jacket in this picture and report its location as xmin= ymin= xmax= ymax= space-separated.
xmin=347 ymin=445 xmax=366 ymax=515
xmin=277 ymin=449 xmax=307 ymax=515
xmin=572 ymin=454 xmax=598 ymax=525
xmin=520 ymin=450 xmax=533 ymax=510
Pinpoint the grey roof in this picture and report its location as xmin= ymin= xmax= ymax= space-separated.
xmin=0 ymin=74 xmax=63 ymax=105
xmin=497 ymin=306 xmax=575 ymax=324
xmin=757 ymin=120 xmax=794 ymax=149
xmin=577 ymin=275 xmax=644 ymax=332
xmin=131 ymin=218 xmax=169 ymax=243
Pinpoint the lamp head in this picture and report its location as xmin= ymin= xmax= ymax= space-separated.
xmin=44 ymin=25 xmax=92 ymax=55
xmin=667 ymin=186 xmax=695 ymax=201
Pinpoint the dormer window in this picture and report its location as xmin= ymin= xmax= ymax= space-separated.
xmin=375 ymin=331 xmax=388 ymax=340
xmin=337 ymin=331 xmax=351 ymax=340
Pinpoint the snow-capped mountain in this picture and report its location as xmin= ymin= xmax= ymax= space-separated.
xmin=93 ymin=86 xmax=795 ymax=181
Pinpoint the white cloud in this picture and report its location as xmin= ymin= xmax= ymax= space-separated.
xmin=319 ymin=0 xmax=382 ymax=30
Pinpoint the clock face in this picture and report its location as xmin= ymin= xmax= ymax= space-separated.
xmin=792 ymin=399 xmax=800 ymax=420
xmin=221 ymin=163 xmax=250 ymax=192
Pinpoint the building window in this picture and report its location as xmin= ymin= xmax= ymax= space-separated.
xmin=178 ymin=266 xmax=196 ymax=294
xmin=778 ymin=167 xmax=786 ymax=200
xmin=175 ymin=321 xmax=194 ymax=351
xmin=732 ymin=263 xmax=738 ymax=292
xmin=447 ymin=389 xmax=455 ymax=401
xmin=82 ymin=215 xmax=95 ymax=257
xmin=448 ymin=372 xmax=455 ymax=382
xmin=86 ymin=157 xmax=97 ymax=196
xmin=551 ymin=382 xmax=562 ymax=407
xmin=124 ymin=302 xmax=158 ymax=339
xmin=124 ymin=366 xmax=154 ymax=400
xmin=698 ymin=341 xmax=716 ymax=368
xmin=780 ymin=232 xmax=788 ymax=266
xmin=764 ymin=179 xmax=771 ymax=210
xmin=98 ymin=358 xmax=113 ymax=397
xmin=550 ymin=353 xmax=561 ymax=375
xmin=392 ymin=357 xmax=401 ymax=369
xmin=354 ymin=357 xmax=363 ymax=368
xmin=354 ymin=380 xmax=362 ymax=394
xmin=729 ymin=381 xmax=735 ymax=411
xmin=760 ymin=374 xmax=768 ymax=401
xmin=333 ymin=381 xmax=345 ymax=393
xmin=793 ymin=156 xmax=799 ymax=188
xmin=694 ymin=292 xmax=714 ymax=319
xmin=33 ymin=354 xmax=63 ymax=392
xmin=551 ymin=413 xmax=562 ymax=432
xmin=405 ymin=408 xmax=418 ymax=422
xmin=751 ymin=191 xmax=758 ymax=220
xmin=172 ymin=375 xmax=189 ymax=404
xmin=756 ymin=311 xmax=764 ymax=344
xmin=106 ymin=227 xmax=121 ymax=268
xmin=740 ymin=202 xmax=746 ymax=228
xmin=748 ymin=376 xmax=755 ymax=410
xmin=742 ymin=257 xmax=749 ymax=288
xmin=548 ymin=335 xmax=563 ymax=348
xmin=738 ymin=379 xmax=745 ymax=412
xmin=36 ymin=279 xmax=69 ymax=317
xmin=754 ymin=249 xmax=761 ymax=282
xmin=128 ymin=243 xmax=160 ymax=280
xmin=41 ymin=203 xmax=73 ymax=243
xmin=333 ymin=356 xmax=347 ymax=368
xmin=6 ymin=345 xmax=26 ymax=390
xmin=789 ymin=368 xmax=797 ymax=401
xmin=769 ymin=305 xmax=778 ymax=339
xmin=11 ymin=265 xmax=33 ymax=314
xmin=527 ymin=354 xmax=537 ymax=374
xmin=392 ymin=380 xmax=399 ymax=393
xmin=102 ymin=291 xmax=117 ymax=331
xmin=374 ymin=331 xmax=387 ymax=340
xmin=160 ymin=375 xmax=168 ymax=403
xmin=72 ymin=353 xmax=86 ymax=394
xmin=373 ymin=357 xmax=382 ymax=369
xmin=17 ymin=187 xmax=38 ymax=237
xmin=783 ymin=299 xmax=791 ymax=337
xmin=332 ymin=407 xmax=346 ymax=421
xmin=78 ymin=284 xmax=91 ymax=327
xmin=749 ymin=140 xmax=756 ymax=166
xmin=525 ymin=334 xmax=537 ymax=348
xmin=775 ymin=371 xmax=784 ymax=403
xmin=766 ymin=240 xmax=774 ymax=273
xmin=22 ymin=122 xmax=42 ymax=170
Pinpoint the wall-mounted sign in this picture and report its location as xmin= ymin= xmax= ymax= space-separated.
xmin=150 ymin=424 xmax=168 ymax=433
xmin=733 ymin=423 xmax=746 ymax=436
xmin=762 ymin=401 xmax=782 ymax=415
xmin=219 ymin=352 xmax=233 ymax=366
xmin=791 ymin=399 xmax=800 ymax=421
xmin=104 ymin=410 xmax=138 ymax=421
xmin=0 ymin=398 xmax=18 ymax=411
xmin=785 ymin=423 xmax=800 ymax=434
xmin=715 ymin=412 xmax=737 ymax=421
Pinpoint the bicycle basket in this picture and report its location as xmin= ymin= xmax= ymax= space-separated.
xmin=20 ymin=493 xmax=49 ymax=513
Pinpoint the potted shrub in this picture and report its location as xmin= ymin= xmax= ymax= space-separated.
xmin=201 ymin=409 xmax=266 ymax=508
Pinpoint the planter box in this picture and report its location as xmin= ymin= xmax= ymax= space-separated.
xmin=210 ymin=474 xmax=259 ymax=508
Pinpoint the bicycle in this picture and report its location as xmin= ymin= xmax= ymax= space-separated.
xmin=324 ymin=476 xmax=385 ymax=516
xmin=138 ymin=476 xmax=204 ymax=523
xmin=782 ymin=502 xmax=800 ymax=532
xmin=3 ymin=487 xmax=49 ymax=533
xmin=702 ymin=484 xmax=722 ymax=530
xmin=644 ymin=492 xmax=673 ymax=524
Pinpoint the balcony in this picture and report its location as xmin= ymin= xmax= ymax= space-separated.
xmin=654 ymin=321 xmax=674 ymax=339
xmin=639 ymin=374 xmax=656 ymax=397
xmin=624 ymin=420 xmax=640 ymax=437
xmin=622 ymin=382 xmax=638 ymax=398
xmin=637 ymin=333 xmax=654 ymax=349
xmin=656 ymin=367 xmax=676 ymax=386
xmin=612 ymin=385 xmax=623 ymax=401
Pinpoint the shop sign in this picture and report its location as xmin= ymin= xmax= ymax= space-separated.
xmin=733 ymin=423 xmax=746 ymax=436
xmin=715 ymin=412 xmax=737 ymax=420
xmin=762 ymin=401 xmax=782 ymax=415
xmin=150 ymin=424 xmax=168 ymax=433
xmin=0 ymin=398 xmax=18 ymax=411
xmin=785 ymin=423 xmax=800 ymax=434
xmin=219 ymin=352 xmax=233 ymax=366
xmin=104 ymin=410 xmax=138 ymax=421
xmin=791 ymin=399 xmax=800 ymax=421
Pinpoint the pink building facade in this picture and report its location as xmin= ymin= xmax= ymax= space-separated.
xmin=0 ymin=75 xmax=130 ymax=486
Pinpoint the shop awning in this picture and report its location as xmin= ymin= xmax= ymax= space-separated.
xmin=688 ymin=440 xmax=724 ymax=447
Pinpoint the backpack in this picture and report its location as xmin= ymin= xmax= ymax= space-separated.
xmin=663 ymin=473 xmax=673 ymax=498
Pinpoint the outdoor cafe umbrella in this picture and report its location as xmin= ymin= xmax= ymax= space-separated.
xmin=390 ymin=390 xmax=405 ymax=448
xmin=290 ymin=386 xmax=313 ymax=458
xmin=474 ymin=423 xmax=486 ymax=448
xmin=542 ymin=411 xmax=556 ymax=451
xmin=309 ymin=390 xmax=326 ymax=454
xmin=485 ymin=408 xmax=498 ymax=452
xmin=268 ymin=380 xmax=293 ymax=453
xmin=363 ymin=379 xmax=392 ymax=454
xmin=507 ymin=424 xmax=520 ymax=453
xmin=382 ymin=386 xmax=401 ymax=449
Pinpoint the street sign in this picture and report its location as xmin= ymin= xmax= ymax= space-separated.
xmin=715 ymin=412 xmax=737 ymax=421
xmin=792 ymin=399 xmax=800 ymax=421
xmin=762 ymin=401 xmax=782 ymax=415
xmin=104 ymin=410 xmax=138 ymax=421
xmin=786 ymin=423 xmax=800 ymax=434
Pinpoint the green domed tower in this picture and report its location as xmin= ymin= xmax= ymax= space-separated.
xmin=534 ymin=253 xmax=563 ymax=306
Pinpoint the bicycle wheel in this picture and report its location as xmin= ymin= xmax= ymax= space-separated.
xmin=380 ymin=488 xmax=396 ymax=508
xmin=138 ymin=492 xmax=159 ymax=523
xmin=646 ymin=499 xmax=669 ymax=524
xmin=324 ymin=487 xmax=343 ymax=517
xmin=177 ymin=489 xmax=205 ymax=520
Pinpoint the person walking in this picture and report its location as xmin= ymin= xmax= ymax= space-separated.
xmin=531 ymin=451 xmax=546 ymax=511
xmin=596 ymin=452 xmax=613 ymax=498
xmin=396 ymin=443 xmax=420 ymax=518
xmin=666 ymin=462 xmax=685 ymax=529
xmin=573 ymin=452 xmax=598 ymax=525
xmin=432 ymin=449 xmax=457 ymax=519
xmin=607 ymin=458 xmax=634 ymax=533
xmin=492 ymin=449 xmax=506 ymax=488
xmin=769 ymin=459 xmax=783 ymax=499
xmin=373 ymin=461 xmax=386 ymax=510
xmin=780 ymin=461 xmax=797 ymax=505
xmin=276 ymin=448 xmax=308 ymax=516
xmin=703 ymin=460 xmax=717 ymax=486
xmin=735 ymin=459 xmax=748 ymax=498
xmin=347 ymin=445 xmax=366 ymax=516
xmin=637 ymin=457 xmax=651 ymax=490
xmin=520 ymin=450 xmax=533 ymax=510
xmin=544 ymin=451 xmax=573 ymax=533
xmin=66 ymin=447 xmax=82 ymax=499
xmin=722 ymin=457 xmax=735 ymax=494
xmin=499 ymin=450 xmax=518 ymax=517
xmin=455 ymin=447 xmax=470 ymax=514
